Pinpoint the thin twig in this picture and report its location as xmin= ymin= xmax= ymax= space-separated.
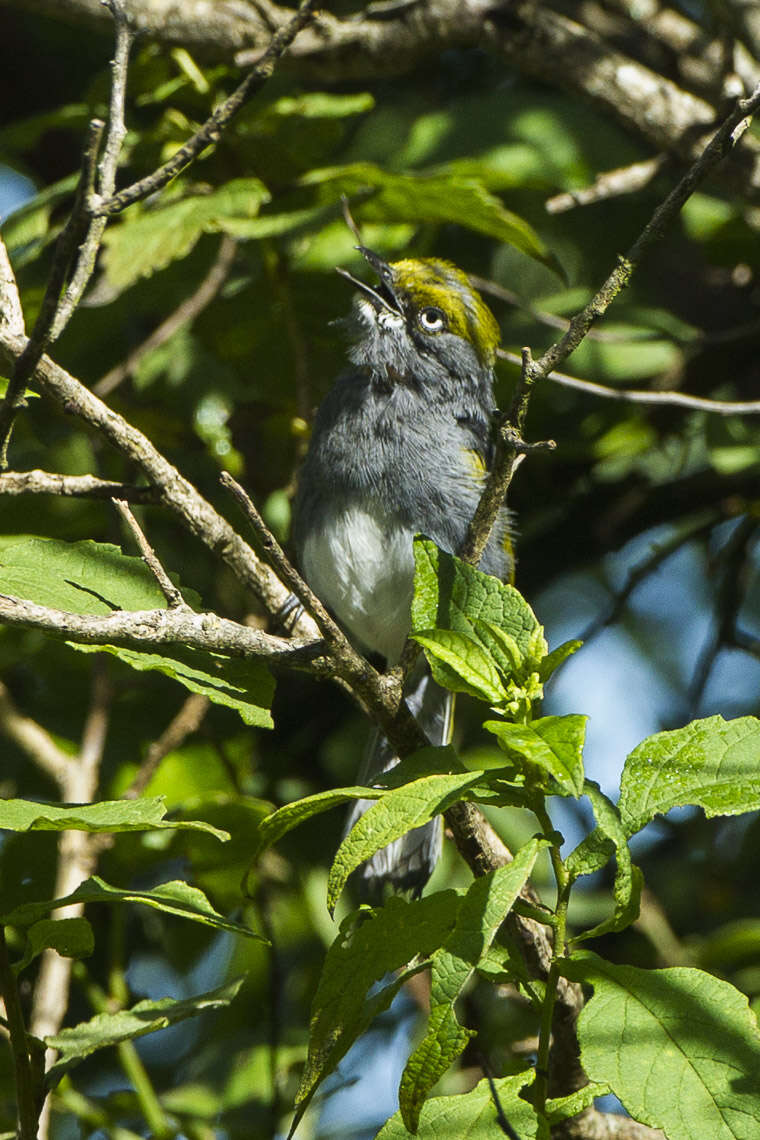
xmin=529 ymin=82 xmax=760 ymax=383
xmin=93 ymin=0 xmax=317 ymax=217
xmin=545 ymin=155 xmax=669 ymax=214
xmin=48 ymin=0 xmax=133 ymax=339
xmin=94 ymin=234 xmax=238 ymax=397
xmin=0 ymin=1 xmax=133 ymax=467
xmin=124 ymin=692 xmax=209 ymax=798
xmin=0 ymin=470 xmax=158 ymax=501
xmin=0 ymin=235 xmax=25 ymax=338
xmin=219 ymin=471 xmax=351 ymax=651
xmin=687 ymin=515 xmax=759 ymax=714
xmin=0 ymin=119 xmax=105 ymax=468
xmin=498 ymin=349 xmax=760 ymax=415
xmin=0 ymin=332 xmax=321 ymax=641
xmin=472 ymin=276 xmax=662 ymax=345
xmin=113 ymin=498 xmax=187 ymax=609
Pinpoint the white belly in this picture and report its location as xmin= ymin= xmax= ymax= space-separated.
xmin=301 ymin=504 xmax=414 ymax=662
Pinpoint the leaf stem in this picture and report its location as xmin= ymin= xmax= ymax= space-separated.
xmin=532 ymin=803 xmax=571 ymax=1116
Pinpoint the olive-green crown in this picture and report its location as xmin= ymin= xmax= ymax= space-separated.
xmin=388 ymin=258 xmax=501 ymax=367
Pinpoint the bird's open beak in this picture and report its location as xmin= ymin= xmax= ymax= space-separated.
xmin=335 ymin=246 xmax=401 ymax=314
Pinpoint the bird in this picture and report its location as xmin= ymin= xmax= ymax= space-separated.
xmin=293 ymin=247 xmax=512 ymax=899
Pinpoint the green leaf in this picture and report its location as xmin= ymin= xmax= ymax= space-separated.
xmin=256 ymin=748 xmax=466 ymax=858
xmin=256 ymin=787 xmax=383 ymax=854
xmin=377 ymin=1072 xmax=539 ymax=1139
xmin=269 ymin=92 xmax=375 ymax=119
xmin=545 ymin=1082 xmax=611 ymax=1125
xmin=73 ymin=643 xmax=275 ymax=729
xmin=327 ymin=767 xmax=483 ymax=912
xmin=563 ymin=951 xmax=760 ymax=1140
xmin=45 ymin=977 xmax=244 ymax=1087
xmin=0 ymin=796 xmax=229 ymax=840
xmin=399 ymin=839 xmax=544 ymax=1131
xmin=1 ymin=875 xmax=262 ymax=942
xmin=483 ymin=715 xmax=586 ymax=797
xmin=0 ymin=536 xmax=274 ymax=727
xmin=538 ymin=639 xmax=583 ymax=682
xmin=14 ymin=917 xmax=94 ymax=974
xmin=0 ymin=536 xmax=193 ymax=614
xmin=618 ymin=715 xmax=760 ymax=836
xmin=566 ymin=781 xmax=642 ymax=941
xmin=101 ymin=178 xmax=270 ymax=291
xmin=412 ymin=538 xmax=546 ymax=665
xmin=400 ymin=1005 xmax=476 ymax=1132
xmin=412 ymin=629 xmax=508 ymax=703
xmin=302 ymin=162 xmax=558 ymax=272
xmin=294 ymin=892 xmax=462 ymax=1124
xmin=430 ymin=837 xmax=544 ymax=1006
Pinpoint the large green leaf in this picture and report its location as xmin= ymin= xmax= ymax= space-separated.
xmin=45 ymin=977 xmax=244 ymax=1087
xmin=563 ymin=952 xmax=760 ymax=1140
xmin=301 ymin=162 xmax=558 ymax=272
xmin=101 ymin=177 xmax=270 ymax=290
xmin=0 ymin=796 xmax=228 ymax=840
xmin=399 ymin=839 xmax=544 ymax=1132
xmin=292 ymin=892 xmax=462 ymax=1132
xmin=618 ymin=716 xmax=760 ymax=835
xmin=377 ymin=1072 xmax=539 ymax=1139
xmin=0 ymin=536 xmax=274 ymax=727
xmin=0 ymin=876 xmax=262 ymax=942
xmin=327 ymin=768 xmax=483 ymax=912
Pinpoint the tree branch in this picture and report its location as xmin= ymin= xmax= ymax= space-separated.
xmin=498 ymin=350 xmax=760 ymax=415
xmin=0 ymin=592 xmax=321 ymax=663
xmin=0 ymin=470 xmax=158 ymax=502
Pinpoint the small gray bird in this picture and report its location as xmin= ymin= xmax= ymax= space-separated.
xmin=293 ymin=247 xmax=512 ymax=897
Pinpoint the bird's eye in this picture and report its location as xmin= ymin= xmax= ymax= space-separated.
xmin=418 ymin=306 xmax=446 ymax=333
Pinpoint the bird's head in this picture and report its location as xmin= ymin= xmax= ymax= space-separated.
xmin=339 ymin=247 xmax=500 ymax=395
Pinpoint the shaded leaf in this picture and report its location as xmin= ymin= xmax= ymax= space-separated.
xmin=15 ymin=917 xmax=94 ymax=974
xmin=563 ymin=952 xmax=760 ymax=1140
xmin=0 ymin=536 xmax=274 ymax=727
xmin=293 ymin=892 xmax=462 ymax=1129
xmin=1 ymin=876 xmax=262 ymax=942
xmin=102 ymin=178 xmax=270 ymax=291
xmin=0 ymin=796 xmax=228 ymax=840
xmin=45 ymin=977 xmax=244 ymax=1087
xmin=377 ymin=1072 xmax=539 ymax=1139
xmin=302 ymin=162 xmax=559 ymax=272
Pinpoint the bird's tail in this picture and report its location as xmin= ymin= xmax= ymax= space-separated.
xmin=344 ymin=664 xmax=452 ymax=900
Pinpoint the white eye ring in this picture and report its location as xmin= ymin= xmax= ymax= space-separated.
xmin=418 ymin=306 xmax=446 ymax=333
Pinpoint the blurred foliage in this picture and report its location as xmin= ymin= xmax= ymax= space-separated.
xmin=0 ymin=3 xmax=759 ymax=1138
